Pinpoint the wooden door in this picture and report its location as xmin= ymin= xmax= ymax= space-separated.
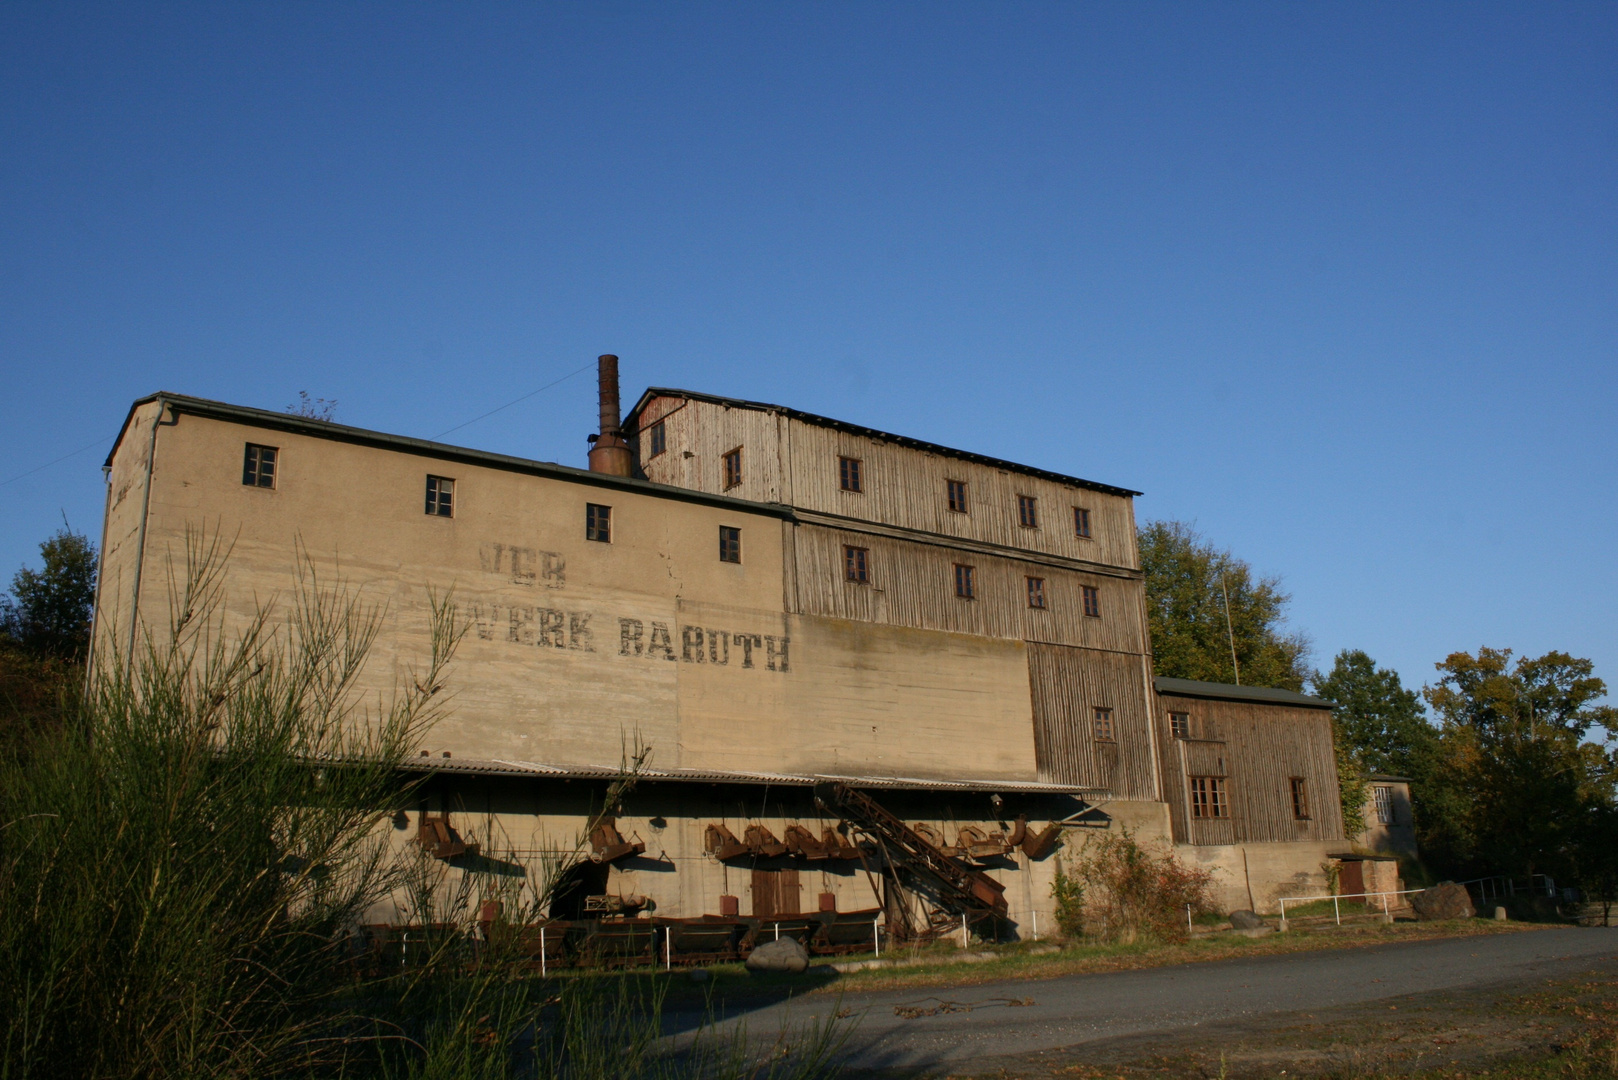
xmin=750 ymin=866 xmax=801 ymax=918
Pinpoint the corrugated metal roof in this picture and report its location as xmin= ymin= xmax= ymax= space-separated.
xmin=626 ymin=387 xmax=1144 ymax=499
xmin=1154 ymin=676 xmax=1333 ymax=710
xmin=399 ymin=756 xmax=1103 ymax=794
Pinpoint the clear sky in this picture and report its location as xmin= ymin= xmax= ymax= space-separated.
xmin=1 ymin=3 xmax=1613 ymax=704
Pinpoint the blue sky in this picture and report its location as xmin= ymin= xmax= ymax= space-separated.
xmin=2 ymin=3 xmax=1614 ymax=704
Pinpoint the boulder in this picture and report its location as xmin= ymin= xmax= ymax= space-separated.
xmin=746 ymin=936 xmax=810 ymax=975
xmin=1229 ymin=910 xmax=1264 ymax=930
xmin=1410 ymin=882 xmax=1476 ymax=921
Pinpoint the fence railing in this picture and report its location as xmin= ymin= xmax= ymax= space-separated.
xmin=1459 ymin=874 xmax=1561 ymax=903
xmin=1276 ymin=888 xmax=1425 ymax=931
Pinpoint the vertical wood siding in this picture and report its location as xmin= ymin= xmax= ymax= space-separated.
xmin=792 ymin=524 xmax=1147 ymax=653
xmin=634 ymin=396 xmax=1139 ymax=572
xmin=1025 ymin=644 xmax=1157 ymax=800
xmin=784 ymin=417 xmax=1139 ymax=570
xmin=1153 ymin=694 xmax=1345 ymax=846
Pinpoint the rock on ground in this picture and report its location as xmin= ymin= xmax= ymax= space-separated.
xmin=746 ymin=936 xmax=810 ymax=974
xmin=1411 ymin=882 xmax=1476 ymax=921
xmin=1229 ymin=910 xmax=1264 ymax=930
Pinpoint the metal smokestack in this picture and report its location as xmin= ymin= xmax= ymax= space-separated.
xmin=587 ymin=354 xmax=633 ymax=476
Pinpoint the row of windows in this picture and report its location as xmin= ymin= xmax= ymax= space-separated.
xmin=1185 ymin=775 xmax=1313 ymax=821
xmin=842 ymin=544 xmax=1104 ymax=615
xmin=246 ymin=443 xmax=1097 ymax=591
xmin=639 ymin=430 xmax=1097 ymax=539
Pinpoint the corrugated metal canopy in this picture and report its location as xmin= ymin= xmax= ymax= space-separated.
xmin=399 ymin=757 xmax=1104 ymax=795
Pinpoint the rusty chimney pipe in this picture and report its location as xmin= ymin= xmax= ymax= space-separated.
xmin=587 ymin=354 xmax=634 ymax=476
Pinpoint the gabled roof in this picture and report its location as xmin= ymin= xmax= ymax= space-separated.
xmin=104 ymin=392 xmax=796 ymax=519
xmin=1154 ymin=676 xmax=1333 ymax=710
xmin=625 ymin=387 xmax=1143 ymax=499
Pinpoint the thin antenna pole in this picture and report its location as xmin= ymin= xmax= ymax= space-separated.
xmin=1220 ymin=570 xmax=1240 ymax=686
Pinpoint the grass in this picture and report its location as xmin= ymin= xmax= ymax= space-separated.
xmin=643 ymin=916 xmax=1542 ymax=1005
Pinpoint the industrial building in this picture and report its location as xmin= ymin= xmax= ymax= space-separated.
xmin=93 ymin=356 xmax=1349 ymax=948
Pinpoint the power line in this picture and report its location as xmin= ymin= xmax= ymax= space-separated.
xmin=0 ymin=436 xmax=112 ymax=489
xmin=431 ymin=362 xmax=596 ymax=441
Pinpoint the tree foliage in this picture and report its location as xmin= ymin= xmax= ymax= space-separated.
xmin=1311 ymin=649 xmax=1439 ymax=831
xmin=1137 ymin=520 xmax=1310 ymax=690
xmin=1419 ymin=647 xmax=1617 ymax=882
xmin=0 ymin=526 xmax=97 ymax=660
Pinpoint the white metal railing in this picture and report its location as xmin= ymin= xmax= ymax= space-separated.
xmin=1276 ymin=888 xmax=1426 ymax=931
xmin=1461 ymin=874 xmax=1558 ymax=903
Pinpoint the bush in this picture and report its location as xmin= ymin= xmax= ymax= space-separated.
xmin=1051 ymin=864 xmax=1085 ymax=939
xmin=1066 ymin=830 xmax=1215 ymax=945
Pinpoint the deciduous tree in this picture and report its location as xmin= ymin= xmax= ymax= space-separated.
xmin=1137 ymin=520 xmax=1310 ymax=690
xmin=0 ymin=525 xmax=97 ymax=660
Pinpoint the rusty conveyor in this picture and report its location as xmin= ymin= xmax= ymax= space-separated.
xmin=813 ymin=782 xmax=1008 ymax=929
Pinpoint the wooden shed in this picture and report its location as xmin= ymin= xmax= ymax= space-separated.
xmin=1153 ymin=677 xmax=1345 ymax=847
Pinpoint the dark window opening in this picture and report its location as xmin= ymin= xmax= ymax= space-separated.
xmin=723 ymin=447 xmax=743 ymax=490
xmin=647 ymin=420 xmax=667 ymax=459
xmin=1169 ymin=712 xmax=1191 ymax=739
xmin=1290 ymin=777 xmax=1310 ymax=820
xmin=586 ymin=503 xmax=612 ymax=543
xmin=719 ymin=526 xmax=742 ymax=564
xmin=1026 ymin=576 xmax=1046 ymax=609
xmin=1017 ymin=494 xmax=1039 ymax=529
xmin=1082 ymin=585 xmax=1100 ymax=618
xmin=1074 ymin=506 xmax=1092 ymax=538
xmin=954 ymin=564 xmax=975 ymax=599
xmin=425 ymin=475 xmax=454 ymax=517
xmin=1189 ymin=776 xmax=1228 ymax=819
xmin=243 ymin=443 xmax=277 ymax=488
xmin=839 ymin=456 xmax=863 ymax=493
xmin=844 ymin=545 xmax=869 ymax=583
xmin=1092 ymin=707 xmax=1115 ymax=741
xmin=947 ymin=479 xmax=968 ymax=513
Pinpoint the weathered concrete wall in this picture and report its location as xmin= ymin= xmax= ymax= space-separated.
xmin=102 ymin=407 xmax=1043 ymax=782
xmin=1175 ymin=841 xmax=1343 ymax=914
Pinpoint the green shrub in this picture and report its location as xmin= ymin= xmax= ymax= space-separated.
xmin=1051 ymin=864 xmax=1085 ymax=939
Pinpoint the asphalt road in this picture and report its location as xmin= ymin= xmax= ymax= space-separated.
xmin=699 ymin=927 xmax=1618 ymax=1073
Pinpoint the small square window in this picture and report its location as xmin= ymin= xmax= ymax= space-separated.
xmin=647 ymin=420 xmax=667 ymax=459
xmin=1189 ymin=776 xmax=1228 ymax=819
xmin=242 ymin=443 xmax=278 ymax=488
xmin=947 ymin=480 xmax=968 ymax=513
xmin=845 ymin=545 xmax=869 ymax=583
xmin=718 ymin=526 xmax=742 ymax=563
xmin=1026 ymin=576 xmax=1046 ymax=609
xmin=1082 ymin=585 xmax=1100 ymax=618
xmin=586 ymin=503 xmax=612 ymax=543
xmin=1169 ymin=712 xmax=1190 ymax=739
xmin=954 ymin=564 xmax=975 ymax=599
xmin=425 ymin=475 xmax=454 ymax=517
xmin=839 ymin=456 xmax=863 ymax=493
xmin=723 ymin=447 xmax=743 ymax=490
xmin=1092 ymin=707 xmax=1115 ymax=741
xmin=1074 ymin=507 xmax=1092 ymax=538
xmin=1017 ymin=494 xmax=1038 ymax=529
xmin=1290 ymin=777 xmax=1310 ymax=820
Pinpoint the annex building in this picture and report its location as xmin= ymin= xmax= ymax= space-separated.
xmin=92 ymin=357 xmax=1350 ymax=942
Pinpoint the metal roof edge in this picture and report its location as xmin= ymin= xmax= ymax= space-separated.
xmin=105 ymin=392 xmax=797 ymax=520
xmin=1153 ymin=675 xmax=1333 ymax=710
xmin=398 ymin=757 xmax=1100 ymax=794
xmin=626 ymin=387 xmax=1144 ymax=499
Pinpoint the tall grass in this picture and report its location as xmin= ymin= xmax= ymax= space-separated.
xmin=0 ymin=534 xmax=849 ymax=1080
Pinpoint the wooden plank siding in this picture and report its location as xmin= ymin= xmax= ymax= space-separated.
xmin=1154 ymin=693 xmax=1345 ymax=846
xmin=792 ymin=524 xmax=1148 ymax=654
xmin=635 ymin=395 xmax=1139 ymax=571
xmin=1026 ymin=644 xmax=1158 ymax=800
